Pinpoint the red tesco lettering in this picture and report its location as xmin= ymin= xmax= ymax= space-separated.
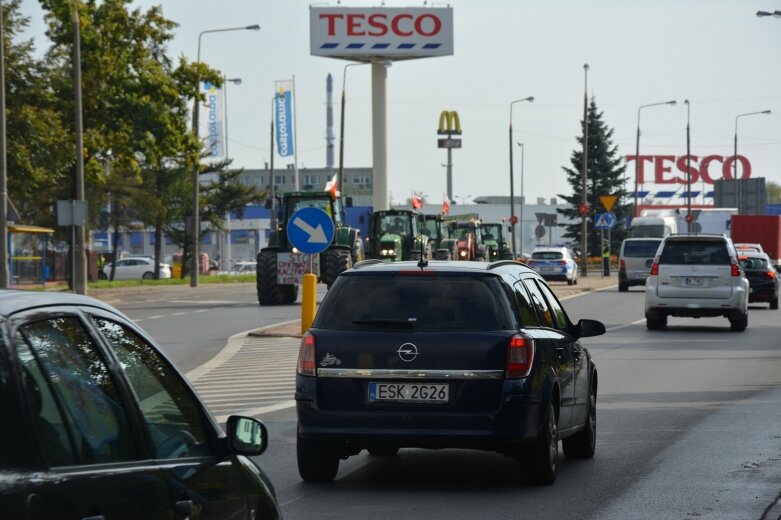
xmin=626 ymin=155 xmax=751 ymax=185
xmin=319 ymin=13 xmax=442 ymax=37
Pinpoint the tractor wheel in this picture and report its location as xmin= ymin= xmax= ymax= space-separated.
xmin=257 ymin=250 xmax=286 ymax=306
xmin=322 ymin=248 xmax=351 ymax=288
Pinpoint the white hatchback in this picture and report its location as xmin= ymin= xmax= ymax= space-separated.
xmin=644 ymin=234 xmax=749 ymax=331
xmin=102 ymin=257 xmax=172 ymax=280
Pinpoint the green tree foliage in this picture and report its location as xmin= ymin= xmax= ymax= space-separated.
xmin=767 ymin=181 xmax=781 ymax=204
xmin=557 ymin=99 xmax=629 ymax=257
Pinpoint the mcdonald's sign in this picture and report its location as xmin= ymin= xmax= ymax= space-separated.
xmin=437 ymin=110 xmax=461 ymax=135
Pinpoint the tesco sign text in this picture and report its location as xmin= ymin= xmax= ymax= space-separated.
xmin=626 ymin=155 xmax=751 ymax=185
xmin=319 ymin=13 xmax=442 ymax=38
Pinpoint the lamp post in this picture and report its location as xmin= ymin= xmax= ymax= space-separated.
xmin=191 ymin=24 xmax=259 ymax=288
xmin=516 ymin=142 xmax=525 ymax=257
xmin=633 ymin=100 xmax=677 ymax=217
xmin=338 ymin=62 xmax=368 ymax=198
xmin=219 ymin=77 xmax=241 ymax=270
xmin=580 ymin=64 xmax=589 ymax=276
xmin=684 ymin=100 xmax=692 ymax=232
xmin=756 ymin=10 xmax=781 ymax=17
xmin=733 ymin=110 xmax=771 ymax=213
xmin=509 ymin=96 xmax=534 ymax=258
xmin=454 ymin=194 xmax=471 ymax=205
xmin=0 ymin=1 xmax=7 ymax=288
xmin=223 ymin=77 xmax=241 ymax=159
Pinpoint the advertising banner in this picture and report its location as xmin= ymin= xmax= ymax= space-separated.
xmin=202 ymin=81 xmax=224 ymax=157
xmin=310 ymin=6 xmax=454 ymax=60
xmin=274 ymin=80 xmax=295 ymax=157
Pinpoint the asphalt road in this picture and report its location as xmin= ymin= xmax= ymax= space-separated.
xmin=107 ymin=280 xmax=781 ymax=520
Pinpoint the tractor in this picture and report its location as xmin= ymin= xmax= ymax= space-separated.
xmin=365 ymin=209 xmax=431 ymax=262
xmin=480 ymin=222 xmax=514 ymax=261
xmin=442 ymin=219 xmax=487 ymax=261
xmin=420 ymin=214 xmax=453 ymax=260
xmin=256 ymin=191 xmax=363 ymax=305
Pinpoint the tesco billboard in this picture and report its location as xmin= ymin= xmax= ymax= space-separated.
xmin=626 ymin=155 xmax=752 ymax=185
xmin=310 ymin=6 xmax=454 ymax=60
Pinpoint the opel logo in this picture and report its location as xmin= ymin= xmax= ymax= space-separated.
xmin=397 ymin=342 xmax=419 ymax=363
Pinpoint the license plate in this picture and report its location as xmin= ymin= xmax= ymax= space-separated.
xmin=685 ymin=277 xmax=703 ymax=286
xmin=540 ymin=267 xmax=555 ymax=272
xmin=369 ymin=382 xmax=449 ymax=403
xmin=634 ymin=271 xmax=649 ymax=278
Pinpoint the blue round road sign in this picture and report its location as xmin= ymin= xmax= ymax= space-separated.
xmin=286 ymin=207 xmax=335 ymax=255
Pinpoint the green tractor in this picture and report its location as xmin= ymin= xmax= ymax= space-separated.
xmin=480 ymin=222 xmax=514 ymax=261
xmin=365 ymin=209 xmax=431 ymax=262
xmin=420 ymin=214 xmax=453 ymax=260
xmin=256 ymin=191 xmax=363 ymax=305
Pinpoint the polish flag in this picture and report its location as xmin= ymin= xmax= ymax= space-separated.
xmin=411 ymin=195 xmax=423 ymax=209
xmin=324 ymin=173 xmax=338 ymax=197
xmin=441 ymin=194 xmax=451 ymax=215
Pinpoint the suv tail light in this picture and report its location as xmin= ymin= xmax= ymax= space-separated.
xmin=731 ymin=263 xmax=741 ymax=277
xmin=649 ymin=258 xmax=659 ymax=276
xmin=297 ymin=332 xmax=316 ymax=376
xmin=766 ymin=270 xmax=777 ymax=279
xmin=506 ymin=333 xmax=535 ymax=379
xmin=619 ymin=259 xmax=626 ymax=273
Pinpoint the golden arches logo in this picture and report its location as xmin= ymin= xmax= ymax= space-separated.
xmin=437 ymin=110 xmax=461 ymax=135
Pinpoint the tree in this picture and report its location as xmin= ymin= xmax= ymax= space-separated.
xmin=557 ymin=98 xmax=629 ymax=258
xmin=767 ymin=181 xmax=781 ymax=204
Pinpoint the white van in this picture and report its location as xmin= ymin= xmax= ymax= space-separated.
xmin=618 ymin=237 xmax=663 ymax=291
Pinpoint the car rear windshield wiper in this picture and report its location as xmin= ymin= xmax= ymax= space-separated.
xmin=352 ymin=319 xmax=414 ymax=330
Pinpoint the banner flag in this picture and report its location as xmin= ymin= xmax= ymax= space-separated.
xmin=274 ymin=80 xmax=295 ymax=157
xmin=202 ymin=81 xmax=225 ymax=157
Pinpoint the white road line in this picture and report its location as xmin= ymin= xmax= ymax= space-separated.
xmin=146 ymin=315 xmax=166 ymax=320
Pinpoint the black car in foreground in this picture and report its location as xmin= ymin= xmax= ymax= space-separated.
xmin=738 ymin=252 xmax=779 ymax=309
xmin=0 ymin=290 xmax=281 ymax=520
xmin=295 ymin=259 xmax=606 ymax=485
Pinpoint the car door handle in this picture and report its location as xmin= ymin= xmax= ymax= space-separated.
xmin=175 ymin=500 xmax=194 ymax=517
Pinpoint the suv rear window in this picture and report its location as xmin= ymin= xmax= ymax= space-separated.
xmin=314 ymin=274 xmax=515 ymax=331
xmin=659 ymin=240 xmax=730 ymax=265
xmin=532 ymin=252 xmax=563 ymax=260
xmin=623 ymin=240 xmax=661 ymax=257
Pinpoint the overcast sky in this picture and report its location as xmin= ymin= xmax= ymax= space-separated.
xmin=18 ymin=0 xmax=781 ymax=206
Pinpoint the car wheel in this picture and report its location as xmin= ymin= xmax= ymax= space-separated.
xmin=562 ymin=392 xmax=596 ymax=459
xmin=142 ymin=272 xmax=154 ymax=280
xmin=729 ymin=312 xmax=748 ymax=332
xmin=567 ymin=277 xmax=574 ymax=286
xmin=297 ymin=431 xmax=339 ymax=482
xmin=367 ymin=446 xmax=399 ymax=456
xmin=771 ymin=296 xmax=778 ymax=310
xmin=646 ymin=315 xmax=666 ymax=330
xmin=520 ymin=402 xmax=558 ymax=485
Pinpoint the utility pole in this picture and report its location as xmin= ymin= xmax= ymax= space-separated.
xmin=72 ymin=0 xmax=87 ymax=294
xmin=0 ymin=0 xmax=9 ymax=288
xmin=580 ymin=63 xmax=589 ymax=277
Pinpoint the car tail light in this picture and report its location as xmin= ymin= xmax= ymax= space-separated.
xmin=731 ymin=263 xmax=741 ymax=277
xmin=506 ymin=333 xmax=535 ymax=379
xmin=649 ymin=258 xmax=659 ymax=276
xmin=297 ymin=332 xmax=316 ymax=376
xmin=619 ymin=259 xmax=626 ymax=273
xmin=766 ymin=270 xmax=777 ymax=279
xmin=557 ymin=260 xmax=567 ymax=266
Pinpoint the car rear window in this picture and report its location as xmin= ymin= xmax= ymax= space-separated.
xmin=532 ymin=252 xmax=563 ymax=260
xmin=314 ymin=274 xmax=515 ymax=331
xmin=622 ymin=240 xmax=661 ymax=257
xmin=659 ymin=240 xmax=731 ymax=265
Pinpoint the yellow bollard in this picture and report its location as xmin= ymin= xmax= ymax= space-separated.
xmin=301 ymin=273 xmax=318 ymax=334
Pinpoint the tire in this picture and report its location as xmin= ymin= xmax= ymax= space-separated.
xmin=257 ymin=250 xmax=286 ymax=306
xmin=282 ymin=284 xmax=299 ymax=304
xmin=367 ymin=446 xmax=399 ymax=456
xmin=520 ymin=402 xmax=558 ymax=485
xmin=475 ymin=255 xmax=486 ymax=262
xmin=771 ymin=296 xmax=778 ymax=310
xmin=562 ymin=392 xmax=596 ymax=459
xmin=297 ymin=432 xmax=339 ymax=483
xmin=142 ymin=272 xmax=154 ymax=280
xmin=567 ymin=277 xmax=574 ymax=286
xmin=618 ymin=282 xmax=628 ymax=292
xmin=646 ymin=314 xmax=666 ymax=330
xmin=729 ymin=312 xmax=748 ymax=332
xmin=321 ymin=248 xmax=351 ymax=288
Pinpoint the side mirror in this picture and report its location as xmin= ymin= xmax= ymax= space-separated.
xmin=577 ymin=318 xmax=606 ymax=338
xmin=264 ymin=198 xmax=273 ymax=210
xmin=345 ymin=196 xmax=353 ymax=208
xmin=226 ymin=415 xmax=268 ymax=456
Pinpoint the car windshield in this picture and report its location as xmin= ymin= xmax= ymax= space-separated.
xmin=532 ymin=252 xmax=563 ymax=260
xmin=314 ymin=274 xmax=515 ymax=331
xmin=623 ymin=240 xmax=661 ymax=257
xmin=659 ymin=240 xmax=730 ymax=265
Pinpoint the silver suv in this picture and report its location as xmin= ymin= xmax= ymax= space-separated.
xmin=618 ymin=238 xmax=663 ymax=292
xmin=644 ymin=234 xmax=749 ymax=331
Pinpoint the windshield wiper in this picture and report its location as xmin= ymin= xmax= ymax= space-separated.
xmin=352 ymin=319 xmax=414 ymax=330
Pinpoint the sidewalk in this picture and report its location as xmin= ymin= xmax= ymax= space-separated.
xmin=251 ymin=272 xmax=618 ymax=338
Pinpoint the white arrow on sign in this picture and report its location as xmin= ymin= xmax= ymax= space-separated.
xmin=293 ymin=216 xmax=328 ymax=243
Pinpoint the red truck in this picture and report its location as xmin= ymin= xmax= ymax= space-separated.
xmin=731 ymin=215 xmax=781 ymax=270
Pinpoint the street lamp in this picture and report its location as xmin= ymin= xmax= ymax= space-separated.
xmin=509 ymin=96 xmax=534 ymax=258
xmin=756 ymin=10 xmax=781 ymax=17
xmin=219 ymin=76 xmax=241 ymax=270
xmin=734 ymin=110 xmax=771 ymax=212
xmin=684 ymin=100 xmax=692 ymax=232
xmin=516 ymin=142 xmax=525 ymax=256
xmin=338 ymin=62 xmax=369 ymax=198
xmin=633 ymin=100 xmax=677 ymax=217
xmin=580 ymin=63 xmax=588 ymax=276
xmin=190 ymin=24 xmax=259 ymax=288
xmin=454 ymin=194 xmax=471 ymax=205
xmin=223 ymin=77 xmax=242 ymax=159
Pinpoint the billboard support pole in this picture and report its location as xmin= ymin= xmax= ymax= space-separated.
xmin=371 ymin=60 xmax=389 ymax=211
